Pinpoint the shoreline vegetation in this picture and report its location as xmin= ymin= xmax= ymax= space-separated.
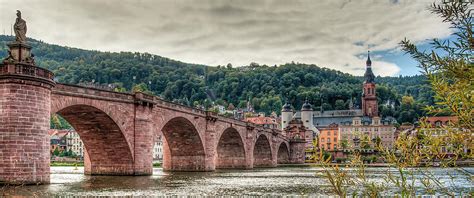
xmin=50 ymin=161 xmax=163 ymax=167
xmin=311 ymin=2 xmax=473 ymax=196
xmin=49 ymin=161 xmax=471 ymax=168
xmin=50 ymin=162 xmax=84 ymax=167
xmin=279 ymin=161 xmax=474 ymax=168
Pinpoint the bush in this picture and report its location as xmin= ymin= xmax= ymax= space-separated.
xmin=50 ymin=161 xmax=84 ymax=167
xmin=335 ymin=158 xmax=347 ymax=163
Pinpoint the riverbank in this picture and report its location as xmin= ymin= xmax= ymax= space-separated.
xmin=3 ymin=166 xmax=472 ymax=196
xmin=50 ymin=162 xmax=84 ymax=167
xmin=50 ymin=162 xmax=162 ymax=167
xmin=279 ymin=160 xmax=474 ymax=168
xmin=279 ymin=163 xmax=391 ymax=167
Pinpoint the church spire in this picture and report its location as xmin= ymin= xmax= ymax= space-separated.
xmin=362 ymin=51 xmax=378 ymax=117
xmin=366 ymin=50 xmax=372 ymax=67
xmin=363 ymin=51 xmax=375 ymax=83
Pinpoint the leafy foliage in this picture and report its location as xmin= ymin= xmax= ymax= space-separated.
xmin=1 ymin=36 xmax=431 ymax=122
xmin=316 ymin=1 xmax=473 ymax=196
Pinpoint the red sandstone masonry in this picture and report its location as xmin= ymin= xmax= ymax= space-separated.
xmin=1 ymin=82 xmax=305 ymax=184
xmin=0 ymin=78 xmax=52 ymax=184
xmin=132 ymin=105 xmax=154 ymax=175
xmin=253 ymin=134 xmax=274 ymax=167
xmin=216 ymin=128 xmax=247 ymax=168
xmin=277 ymin=143 xmax=290 ymax=164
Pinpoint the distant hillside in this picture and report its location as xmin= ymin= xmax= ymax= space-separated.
xmin=0 ymin=35 xmax=433 ymax=123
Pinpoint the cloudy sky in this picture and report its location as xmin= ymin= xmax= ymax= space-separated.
xmin=0 ymin=0 xmax=452 ymax=76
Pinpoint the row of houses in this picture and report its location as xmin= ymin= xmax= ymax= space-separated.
xmin=49 ymin=130 xmax=84 ymax=158
xmin=49 ymin=129 xmax=164 ymax=160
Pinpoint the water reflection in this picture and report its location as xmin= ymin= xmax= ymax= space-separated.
xmin=1 ymin=166 xmax=472 ymax=196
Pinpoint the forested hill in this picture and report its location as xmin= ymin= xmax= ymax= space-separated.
xmin=0 ymin=35 xmax=433 ymax=123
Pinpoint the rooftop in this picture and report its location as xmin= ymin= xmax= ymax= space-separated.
xmin=246 ymin=116 xmax=278 ymax=125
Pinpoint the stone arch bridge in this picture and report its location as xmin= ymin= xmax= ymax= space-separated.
xmin=51 ymin=84 xmax=304 ymax=175
xmin=0 ymin=46 xmax=306 ymax=184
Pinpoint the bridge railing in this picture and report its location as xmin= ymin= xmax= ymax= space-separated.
xmin=54 ymin=83 xmax=135 ymax=101
xmin=152 ymin=97 xmax=207 ymax=115
xmin=53 ymin=84 xmax=290 ymax=140
xmin=0 ymin=63 xmax=54 ymax=81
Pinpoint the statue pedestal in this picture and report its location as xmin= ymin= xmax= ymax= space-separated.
xmin=7 ymin=42 xmax=32 ymax=63
xmin=0 ymin=41 xmax=54 ymax=185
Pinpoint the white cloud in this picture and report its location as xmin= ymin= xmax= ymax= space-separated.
xmin=0 ymin=0 xmax=451 ymax=76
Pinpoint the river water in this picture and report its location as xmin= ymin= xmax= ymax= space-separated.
xmin=1 ymin=166 xmax=472 ymax=196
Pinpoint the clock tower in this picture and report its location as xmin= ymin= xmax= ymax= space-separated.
xmin=362 ymin=51 xmax=378 ymax=117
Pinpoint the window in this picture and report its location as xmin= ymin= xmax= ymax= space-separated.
xmin=334 ymin=131 xmax=338 ymax=136
xmin=334 ymin=138 xmax=337 ymax=142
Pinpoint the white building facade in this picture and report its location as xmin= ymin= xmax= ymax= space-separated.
xmin=153 ymin=135 xmax=163 ymax=160
xmin=66 ymin=130 xmax=84 ymax=157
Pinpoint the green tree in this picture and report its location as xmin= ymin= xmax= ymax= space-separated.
xmin=50 ymin=114 xmax=73 ymax=129
xmin=53 ymin=147 xmax=60 ymax=156
xmin=360 ymin=135 xmax=371 ymax=150
xmin=68 ymin=149 xmax=76 ymax=158
xmin=334 ymin=99 xmax=346 ymax=110
xmin=132 ymin=83 xmax=153 ymax=95
xmin=401 ymin=95 xmax=415 ymax=110
xmin=340 ymin=139 xmax=348 ymax=150
xmin=401 ymin=3 xmax=473 ymax=129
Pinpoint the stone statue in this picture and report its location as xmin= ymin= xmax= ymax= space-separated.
xmin=14 ymin=10 xmax=27 ymax=43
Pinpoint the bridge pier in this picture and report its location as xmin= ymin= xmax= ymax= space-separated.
xmin=132 ymin=103 xmax=154 ymax=175
xmin=0 ymin=42 xmax=55 ymax=184
xmin=289 ymin=139 xmax=306 ymax=164
xmin=204 ymin=127 xmax=217 ymax=171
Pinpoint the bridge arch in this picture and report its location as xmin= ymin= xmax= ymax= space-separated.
xmin=161 ymin=117 xmax=206 ymax=171
xmin=277 ymin=142 xmax=290 ymax=164
xmin=253 ymin=134 xmax=273 ymax=167
xmin=54 ymin=104 xmax=134 ymax=175
xmin=216 ymin=127 xmax=247 ymax=169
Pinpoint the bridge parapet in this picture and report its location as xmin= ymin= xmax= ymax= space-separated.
xmin=0 ymin=62 xmax=54 ymax=83
xmin=152 ymin=96 xmax=208 ymax=116
xmin=52 ymin=84 xmax=293 ymax=143
xmin=54 ymin=83 xmax=135 ymax=102
xmin=216 ymin=115 xmax=251 ymax=127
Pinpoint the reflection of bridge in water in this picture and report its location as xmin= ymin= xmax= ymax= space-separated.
xmin=0 ymin=40 xmax=306 ymax=185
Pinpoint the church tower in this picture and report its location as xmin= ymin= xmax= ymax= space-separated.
xmin=362 ymin=51 xmax=378 ymax=117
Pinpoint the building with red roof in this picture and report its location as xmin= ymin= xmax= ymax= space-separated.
xmin=245 ymin=114 xmax=279 ymax=129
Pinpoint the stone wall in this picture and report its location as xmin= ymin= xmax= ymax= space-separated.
xmin=289 ymin=139 xmax=306 ymax=164
xmin=1 ymin=81 xmax=303 ymax=184
xmin=0 ymin=78 xmax=52 ymax=184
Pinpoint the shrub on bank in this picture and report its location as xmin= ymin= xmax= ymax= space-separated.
xmin=50 ymin=161 xmax=84 ymax=167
